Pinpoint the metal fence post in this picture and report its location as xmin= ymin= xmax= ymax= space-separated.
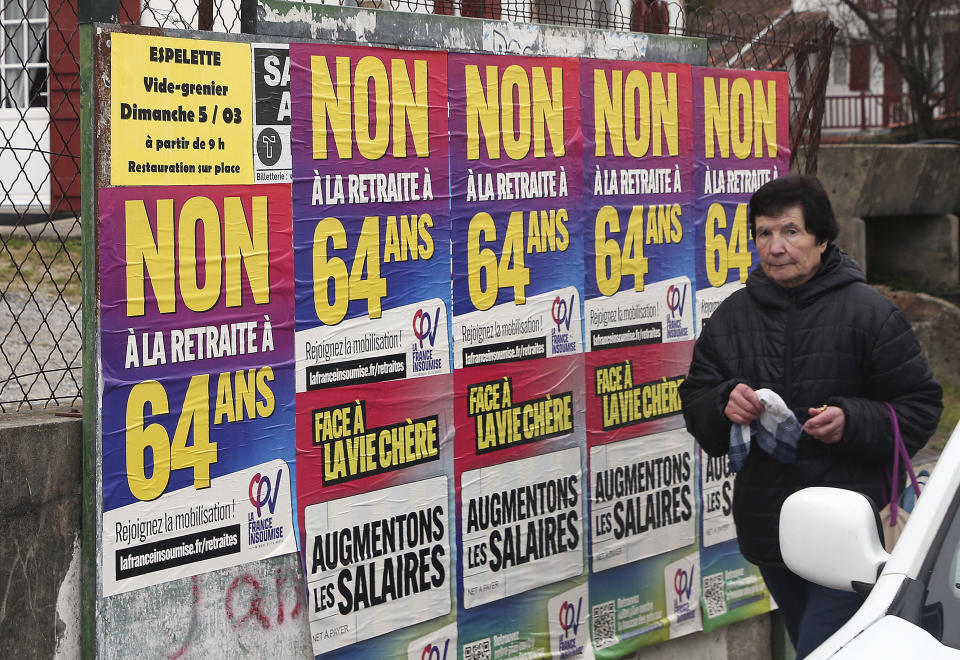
xmin=78 ymin=0 xmax=122 ymax=23
xmin=860 ymin=91 xmax=867 ymax=132
xmin=241 ymin=0 xmax=258 ymax=34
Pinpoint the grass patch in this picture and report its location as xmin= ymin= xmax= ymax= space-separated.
xmin=0 ymin=236 xmax=82 ymax=303
xmin=930 ymin=373 xmax=960 ymax=452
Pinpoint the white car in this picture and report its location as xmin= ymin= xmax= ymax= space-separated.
xmin=780 ymin=422 xmax=960 ymax=658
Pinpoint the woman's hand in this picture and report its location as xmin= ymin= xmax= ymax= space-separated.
xmin=725 ymin=383 xmax=764 ymax=424
xmin=804 ymin=405 xmax=845 ymax=443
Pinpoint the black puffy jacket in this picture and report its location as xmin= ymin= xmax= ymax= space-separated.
xmin=679 ymin=244 xmax=942 ymax=566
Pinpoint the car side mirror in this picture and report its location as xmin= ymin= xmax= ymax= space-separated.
xmin=780 ymin=487 xmax=890 ymax=593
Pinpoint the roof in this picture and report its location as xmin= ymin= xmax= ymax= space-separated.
xmin=684 ymin=0 xmax=832 ymax=69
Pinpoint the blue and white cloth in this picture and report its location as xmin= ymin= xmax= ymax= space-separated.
xmin=728 ymin=388 xmax=802 ymax=472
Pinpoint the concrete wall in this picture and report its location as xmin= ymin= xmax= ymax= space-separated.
xmin=0 ymin=408 xmax=83 ymax=659
xmin=818 ymin=145 xmax=960 ymax=222
xmin=817 ymin=144 xmax=960 ymax=290
xmin=866 ymin=214 xmax=959 ymax=291
xmin=98 ymin=553 xmax=312 ymax=659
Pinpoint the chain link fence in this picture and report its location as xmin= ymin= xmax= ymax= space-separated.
xmin=2 ymin=0 xmax=81 ymax=411
xmin=0 ymin=0 xmax=834 ymax=412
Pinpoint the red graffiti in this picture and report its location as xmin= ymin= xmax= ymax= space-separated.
xmin=223 ymin=569 xmax=304 ymax=630
xmin=167 ymin=576 xmax=201 ymax=660
xmin=274 ymin=568 xmax=304 ymax=624
xmin=225 ymin=574 xmax=271 ymax=629
xmin=160 ymin=565 xmax=307 ymax=657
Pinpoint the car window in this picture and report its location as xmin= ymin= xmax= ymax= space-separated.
xmin=918 ymin=495 xmax=960 ymax=647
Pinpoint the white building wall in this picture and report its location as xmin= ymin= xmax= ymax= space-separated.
xmin=0 ymin=108 xmax=50 ymax=212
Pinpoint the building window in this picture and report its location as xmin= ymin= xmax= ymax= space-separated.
xmin=832 ymin=46 xmax=849 ymax=86
xmin=849 ymin=42 xmax=871 ymax=92
xmin=1 ymin=0 xmax=48 ymax=110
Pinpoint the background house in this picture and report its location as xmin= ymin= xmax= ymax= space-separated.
xmin=796 ymin=0 xmax=960 ymax=135
xmin=701 ymin=0 xmax=960 ymax=137
xmin=2 ymin=0 xmax=59 ymax=216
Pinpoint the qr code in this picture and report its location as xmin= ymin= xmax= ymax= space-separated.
xmin=592 ymin=600 xmax=617 ymax=649
xmin=703 ymin=572 xmax=728 ymax=619
xmin=464 ymin=639 xmax=491 ymax=660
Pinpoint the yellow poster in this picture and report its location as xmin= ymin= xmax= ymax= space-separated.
xmin=110 ymin=33 xmax=253 ymax=185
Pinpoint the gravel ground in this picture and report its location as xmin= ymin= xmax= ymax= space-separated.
xmin=0 ymin=218 xmax=83 ymax=411
xmin=0 ymin=290 xmax=82 ymax=411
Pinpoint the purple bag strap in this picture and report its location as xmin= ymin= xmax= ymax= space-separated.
xmin=885 ymin=402 xmax=922 ymax=525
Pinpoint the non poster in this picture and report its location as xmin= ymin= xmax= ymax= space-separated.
xmin=691 ymin=67 xmax=789 ymax=632
xmin=449 ymin=52 xmax=584 ymax=368
xmin=448 ymin=52 xmax=591 ymax=660
xmin=98 ymin=184 xmax=296 ymax=596
xmin=291 ymin=43 xmax=451 ymax=389
xmin=691 ymin=67 xmax=789 ymax=333
xmin=110 ymin=33 xmax=253 ymax=186
xmin=580 ymin=58 xmax=696 ymax=444
xmin=578 ymin=59 xmax=700 ymax=653
xmin=289 ymin=43 xmax=457 ymax=658
xmin=581 ymin=59 xmax=695 ymax=355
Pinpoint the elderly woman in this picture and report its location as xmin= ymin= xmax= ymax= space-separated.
xmin=679 ymin=174 xmax=942 ymax=658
